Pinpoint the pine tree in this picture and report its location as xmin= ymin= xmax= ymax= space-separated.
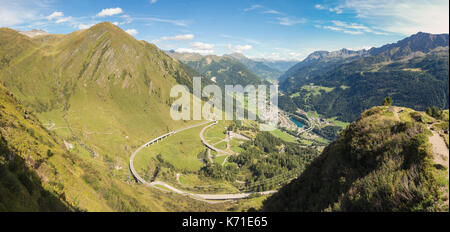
xmin=382 ymin=96 xmax=393 ymax=106
xmin=426 ymin=107 xmax=432 ymax=116
xmin=431 ymin=106 xmax=442 ymax=119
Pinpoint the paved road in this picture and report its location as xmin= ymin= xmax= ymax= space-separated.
xmin=129 ymin=121 xmax=210 ymax=187
xmin=199 ymin=121 xmax=232 ymax=155
xmin=129 ymin=121 xmax=276 ymax=201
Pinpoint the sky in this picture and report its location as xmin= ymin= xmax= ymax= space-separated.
xmin=1 ymin=0 xmax=448 ymax=61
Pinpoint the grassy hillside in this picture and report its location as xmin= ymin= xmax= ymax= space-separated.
xmin=0 ymin=82 xmax=236 ymax=211
xmin=0 ymin=22 xmax=202 ymax=169
xmin=0 ymin=84 xmax=76 ymax=211
xmin=0 ymin=23 xmax=241 ymax=211
xmin=263 ymin=106 xmax=449 ymax=211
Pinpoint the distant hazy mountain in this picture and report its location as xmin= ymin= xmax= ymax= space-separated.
xmin=253 ymin=58 xmax=298 ymax=73
xmin=279 ymin=32 xmax=449 ymax=122
xmin=224 ymin=53 xmax=283 ymax=81
xmin=167 ymin=51 xmax=298 ymax=82
xmin=166 ymin=51 xmax=267 ymax=87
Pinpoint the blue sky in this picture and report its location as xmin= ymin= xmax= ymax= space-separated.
xmin=1 ymin=0 xmax=448 ymax=60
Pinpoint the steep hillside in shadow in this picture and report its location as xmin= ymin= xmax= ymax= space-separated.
xmin=263 ymin=106 xmax=449 ymax=211
xmin=0 ymin=84 xmax=76 ymax=211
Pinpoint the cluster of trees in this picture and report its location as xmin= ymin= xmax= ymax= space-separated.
xmin=426 ymin=106 xmax=445 ymax=120
xmin=382 ymin=96 xmax=393 ymax=106
xmin=278 ymin=95 xmax=297 ymax=113
xmin=197 ymin=131 xmax=320 ymax=191
xmin=199 ymin=163 xmax=239 ymax=181
xmin=227 ymin=132 xmax=319 ymax=191
xmin=312 ymin=126 xmax=342 ymax=141
xmin=227 ymin=120 xmax=256 ymax=133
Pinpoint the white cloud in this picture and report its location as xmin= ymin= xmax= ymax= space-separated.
xmin=153 ymin=34 xmax=195 ymax=42
xmin=255 ymin=52 xmax=281 ymax=60
xmin=46 ymin=11 xmax=63 ymax=20
xmin=112 ymin=22 xmax=119 ymax=26
xmin=125 ymin=29 xmax=138 ymax=35
xmin=318 ymin=20 xmax=386 ymax=35
xmin=97 ymin=7 xmax=123 ymax=17
xmin=322 ymin=25 xmax=344 ymax=31
xmin=227 ymin=44 xmax=253 ymax=53
xmin=340 ymin=0 xmax=449 ymax=34
xmin=244 ymin=4 xmax=263 ymax=12
xmin=142 ymin=17 xmax=188 ymax=26
xmin=262 ymin=10 xmax=282 ymax=15
xmin=342 ymin=30 xmax=363 ymax=35
xmin=150 ymin=0 xmax=158 ymax=3
xmin=314 ymin=4 xmax=342 ymax=14
xmin=190 ymin=42 xmax=214 ymax=50
xmin=78 ymin=23 xmax=93 ymax=30
xmin=56 ymin=16 xmax=72 ymax=24
xmin=0 ymin=0 xmax=44 ymax=27
xmin=244 ymin=4 xmax=283 ymax=15
xmin=175 ymin=47 xmax=214 ymax=55
xmin=277 ymin=17 xmax=306 ymax=26
xmin=117 ymin=14 xmax=133 ymax=25
xmin=329 ymin=7 xmax=343 ymax=14
xmin=175 ymin=42 xmax=215 ymax=54
xmin=287 ymin=52 xmax=303 ymax=60
xmin=332 ymin=20 xmax=372 ymax=32
xmin=314 ymin=4 xmax=326 ymax=10
xmin=250 ymin=51 xmax=304 ymax=61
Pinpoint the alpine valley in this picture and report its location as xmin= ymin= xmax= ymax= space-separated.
xmin=0 ymin=17 xmax=448 ymax=212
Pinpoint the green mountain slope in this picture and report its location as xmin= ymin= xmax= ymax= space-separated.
xmin=279 ymin=33 xmax=449 ymax=122
xmin=0 ymin=83 xmax=75 ymax=211
xmin=0 ymin=23 xmax=230 ymax=211
xmin=0 ymin=81 xmax=230 ymax=212
xmin=262 ymin=106 xmax=449 ymax=212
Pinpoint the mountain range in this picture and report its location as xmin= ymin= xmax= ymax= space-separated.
xmin=166 ymin=50 xmax=296 ymax=83
xmin=279 ymin=32 xmax=449 ymax=122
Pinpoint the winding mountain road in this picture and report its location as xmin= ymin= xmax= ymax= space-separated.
xmin=199 ymin=121 xmax=232 ymax=155
xmin=129 ymin=121 xmax=276 ymax=201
